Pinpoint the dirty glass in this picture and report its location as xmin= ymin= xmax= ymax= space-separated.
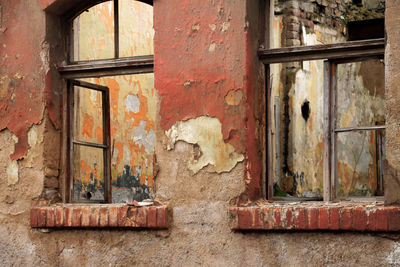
xmin=270 ymin=60 xmax=324 ymax=199
xmin=336 ymin=59 xmax=385 ymax=128
xmin=335 ymin=59 xmax=385 ymax=198
xmin=336 ymin=129 xmax=385 ymax=197
xmin=119 ymin=0 xmax=154 ymax=57
xmin=81 ymin=73 xmax=156 ymax=203
xmin=73 ymin=86 xmax=104 ymax=144
xmin=72 ymin=1 xmax=114 ymax=61
xmin=72 ymin=144 xmax=105 ymax=202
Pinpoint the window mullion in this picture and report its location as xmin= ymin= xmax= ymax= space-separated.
xmin=114 ymin=0 xmax=119 ymax=59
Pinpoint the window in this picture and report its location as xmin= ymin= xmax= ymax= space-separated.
xmin=261 ymin=39 xmax=385 ymax=202
xmin=59 ymin=0 xmax=156 ymax=204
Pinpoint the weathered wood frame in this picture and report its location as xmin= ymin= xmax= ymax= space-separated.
xmin=262 ymin=38 xmax=385 ymax=202
xmin=60 ymin=0 xmax=154 ymax=203
xmin=67 ymin=80 xmax=111 ymax=203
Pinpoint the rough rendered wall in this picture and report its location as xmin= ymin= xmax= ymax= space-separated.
xmin=384 ymin=0 xmax=400 ymax=204
xmin=1 ymin=0 xmax=400 ymax=266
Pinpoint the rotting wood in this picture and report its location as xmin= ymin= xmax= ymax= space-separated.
xmin=59 ymin=56 xmax=154 ymax=79
xmin=258 ymin=39 xmax=384 ymax=64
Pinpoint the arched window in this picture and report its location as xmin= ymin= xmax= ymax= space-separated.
xmin=58 ymin=0 xmax=156 ymax=204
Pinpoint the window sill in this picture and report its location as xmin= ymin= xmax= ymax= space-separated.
xmin=230 ymin=202 xmax=400 ymax=231
xmin=30 ymin=204 xmax=167 ymax=229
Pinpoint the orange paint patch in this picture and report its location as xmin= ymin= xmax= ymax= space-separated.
xmin=81 ymin=113 xmax=94 ymax=140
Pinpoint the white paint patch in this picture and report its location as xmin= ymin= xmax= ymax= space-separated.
xmin=132 ymin=120 xmax=155 ymax=154
xmin=208 ymin=43 xmax=216 ymax=52
xmin=123 ymin=145 xmax=131 ymax=164
xmin=124 ymin=94 xmax=141 ymax=113
xmin=386 ymin=242 xmax=400 ymax=265
xmin=7 ymin=160 xmax=18 ymax=185
xmin=165 ymin=116 xmax=244 ymax=173
xmin=221 ymin=21 xmax=230 ymax=32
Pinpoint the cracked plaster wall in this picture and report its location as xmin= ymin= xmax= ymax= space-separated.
xmin=0 ymin=0 xmax=399 ymax=266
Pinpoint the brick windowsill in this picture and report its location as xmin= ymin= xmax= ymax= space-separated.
xmin=230 ymin=202 xmax=400 ymax=231
xmin=30 ymin=204 xmax=167 ymax=229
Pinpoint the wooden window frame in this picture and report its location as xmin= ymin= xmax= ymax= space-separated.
xmin=58 ymin=0 xmax=154 ymax=203
xmin=259 ymin=38 xmax=385 ymax=202
xmin=66 ymin=80 xmax=111 ymax=203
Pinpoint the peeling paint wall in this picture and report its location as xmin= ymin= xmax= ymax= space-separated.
xmin=1 ymin=0 xmax=400 ymax=266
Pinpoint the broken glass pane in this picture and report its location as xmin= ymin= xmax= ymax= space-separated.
xmin=72 ymin=144 xmax=105 ymax=202
xmin=81 ymin=73 xmax=156 ymax=203
xmin=270 ymin=61 xmax=324 ymax=198
xmin=336 ymin=129 xmax=385 ymax=198
xmin=336 ymin=59 xmax=385 ymax=128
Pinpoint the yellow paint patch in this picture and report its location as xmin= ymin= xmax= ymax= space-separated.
xmin=225 ymin=89 xmax=243 ymax=106
xmin=165 ymin=116 xmax=244 ymax=173
xmin=0 ymin=75 xmax=10 ymax=99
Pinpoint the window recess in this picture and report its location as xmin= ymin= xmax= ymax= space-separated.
xmin=59 ymin=0 xmax=156 ymax=204
xmin=260 ymin=38 xmax=385 ymax=202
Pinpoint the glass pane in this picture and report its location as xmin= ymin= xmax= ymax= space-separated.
xmin=271 ymin=3 xmax=384 ymax=48
xmin=336 ymin=59 xmax=385 ymax=128
xmin=336 ymin=129 xmax=385 ymax=198
xmin=72 ymin=1 xmax=114 ymax=61
xmin=270 ymin=61 xmax=324 ymax=198
xmin=72 ymin=144 xmax=105 ymax=202
xmin=119 ymin=0 xmax=154 ymax=57
xmin=73 ymin=86 xmax=104 ymax=144
xmin=82 ymin=74 xmax=156 ymax=203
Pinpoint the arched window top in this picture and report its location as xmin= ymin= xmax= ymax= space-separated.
xmin=67 ymin=0 xmax=153 ymax=20
xmin=69 ymin=0 xmax=154 ymax=62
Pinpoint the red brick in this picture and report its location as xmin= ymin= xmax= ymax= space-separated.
xmin=81 ymin=206 xmax=90 ymax=227
xmin=274 ymin=207 xmax=283 ymax=229
xmin=328 ymin=207 xmax=340 ymax=230
xmin=99 ymin=207 xmax=109 ymax=227
xmin=126 ymin=207 xmax=137 ymax=227
xmin=157 ymin=207 xmax=167 ymax=228
xmin=284 ymin=208 xmax=294 ymax=229
xmin=55 ymin=206 xmax=64 ymax=227
xmin=136 ymin=207 xmax=148 ymax=227
xmin=90 ymin=206 xmax=100 ymax=227
xmin=30 ymin=207 xmax=39 ymax=227
xmin=118 ymin=206 xmax=129 ymax=227
xmin=148 ymin=206 xmax=157 ymax=228
xmin=388 ymin=207 xmax=400 ymax=231
xmin=293 ymin=207 xmax=307 ymax=230
xmin=38 ymin=208 xmax=47 ymax=227
xmin=46 ymin=208 xmax=56 ymax=227
xmin=108 ymin=206 xmax=118 ymax=227
xmin=367 ymin=209 xmax=377 ymax=231
xmin=307 ymin=207 xmax=319 ymax=230
xmin=340 ymin=207 xmax=353 ymax=230
xmin=238 ymin=208 xmax=253 ymax=229
xmin=375 ymin=208 xmax=388 ymax=231
xmin=318 ymin=207 xmax=329 ymax=229
xmin=65 ymin=206 xmax=73 ymax=227
xmin=263 ymin=208 xmax=275 ymax=229
xmin=353 ymin=207 xmax=367 ymax=231
xmin=253 ymin=208 xmax=263 ymax=229
xmin=72 ymin=207 xmax=82 ymax=227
